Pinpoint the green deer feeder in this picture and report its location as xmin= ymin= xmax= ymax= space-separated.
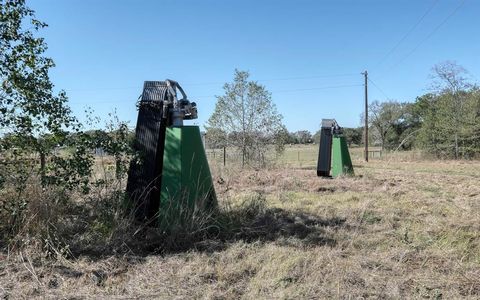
xmin=126 ymin=80 xmax=216 ymax=226
xmin=316 ymin=119 xmax=354 ymax=178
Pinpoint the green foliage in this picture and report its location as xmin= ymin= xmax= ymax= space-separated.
xmin=342 ymin=127 xmax=363 ymax=146
xmin=0 ymin=1 xmax=134 ymax=248
xmin=313 ymin=127 xmax=363 ymax=146
xmin=415 ymin=62 xmax=480 ymax=158
xmin=206 ymin=69 xmax=285 ymax=166
xmin=1 ymin=0 xmax=92 ymax=191
xmin=363 ymin=62 xmax=479 ymax=158
xmin=272 ymin=125 xmax=290 ymax=153
xmin=89 ymin=112 xmax=134 ymax=181
xmin=1 ymin=0 xmax=74 ymax=133
xmin=291 ymin=130 xmax=313 ymax=144
xmin=368 ymin=100 xmax=418 ymax=150
xmin=275 ymin=130 xmax=312 ymax=145
xmin=416 ymin=89 xmax=480 ymax=158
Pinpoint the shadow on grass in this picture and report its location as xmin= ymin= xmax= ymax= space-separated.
xmin=66 ymin=194 xmax=346 ymax=259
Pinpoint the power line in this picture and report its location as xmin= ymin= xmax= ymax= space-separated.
xmin=389 ymin=0 xmax=466 ymax=71
xmin=68 ymin=83 xmax=363 ymax=104
xmin=368 ymin=78 xmax=391 ymax=100
xmin=63 ymin=73 xmax=359 ymax=92
xmin=64 ymin=86 xmax=140 ymax=92
xmin=254 ymin=73 xmax=358 ymax=82
xmin=184 ymin=73 xmax=359 ymax=86
xmin=375 ymin=0 xmax=440 ymax=68
xmin=270 ymin=84 xmax=363 ymax=93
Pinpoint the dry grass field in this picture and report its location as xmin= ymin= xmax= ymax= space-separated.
xmin=1 ymin=146 xmax=479 ymax=299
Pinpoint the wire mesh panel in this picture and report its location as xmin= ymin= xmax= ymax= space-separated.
xmin=317 ymin=119 xmax=335 ymax=177
xmin=126 ymin=81 xmax=168 ymax=221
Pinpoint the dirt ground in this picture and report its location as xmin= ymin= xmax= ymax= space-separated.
xmin=1 ymin=155 xmax=479 ymax=299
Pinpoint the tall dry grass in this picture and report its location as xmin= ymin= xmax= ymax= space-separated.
xmin=1 ymin=150 xmax=479 ymax=298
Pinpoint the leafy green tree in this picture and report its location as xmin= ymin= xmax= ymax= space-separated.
xmin=0 ymin=0 xmax=92 ymax=189
xmin=429 ymin=61 xmax=473 ymax=158
xmin=206 ymin=69 xmax=285 ymax=166
xmin=343 ymin=127 xmax=363 ymax=146
xmin=0 ymin=0 xmax=136 ymax=249
xmin=367 ymin=100 xmax=420 ymax=150
xmin=272 ymin=125 xmax=290 ymax=153
xmin=1 ymin=0 xmax=74 ymax=132
xmin=414 ymin=62 xmax=479 ymax=158
xmin=467 ymin=88 xmax=480 ymax=156
xmin=313 ymin=127 xmax=362 ymax=147
xmin=283 ymin=130 xmax=297 ymax=145
xmin=414 ymin=93 xmax=440 ymax=155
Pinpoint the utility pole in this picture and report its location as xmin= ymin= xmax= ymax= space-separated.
xmin=362 ymin=70 xmax=369 ymax=162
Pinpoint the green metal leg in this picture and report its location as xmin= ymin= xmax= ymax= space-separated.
xmin=331 ymin=136 xmax=354 ymax=177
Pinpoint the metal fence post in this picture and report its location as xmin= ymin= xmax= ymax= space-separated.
xmin=223 ymin=146 xmax=226 ymax=166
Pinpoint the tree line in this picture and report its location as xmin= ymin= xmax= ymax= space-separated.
xmin=366 ymin=61 xmax=479 ymax=159
xmin=206 ymin=62 xmax=479 ymax=161
xmin=2 ymin=0 xmax=479 ymax=200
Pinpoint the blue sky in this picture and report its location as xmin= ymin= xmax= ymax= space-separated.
xmin=28 ymin=0 xmax=479 ymax=132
